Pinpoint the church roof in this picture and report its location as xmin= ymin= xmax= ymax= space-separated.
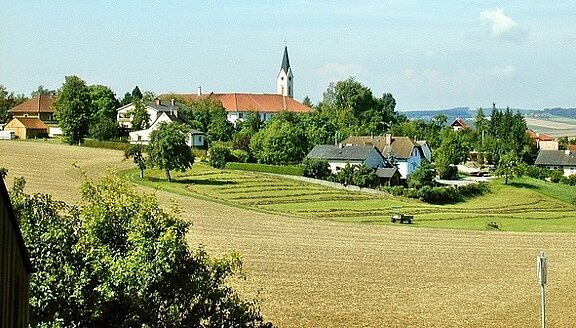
xmin=280 ymin=46 xmax=290 ymax=72
xmin=165 ymin=93 xmax=311 ymax=114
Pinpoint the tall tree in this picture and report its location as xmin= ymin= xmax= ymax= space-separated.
xmin=124 ymin=144 xmax=147 ymax=178
xmin=54 ymin=76 xmax=93 ymax=144
xmin=148 ymin=122 xmax=194 ymax=181
xmin=9 ymin=171 xmax=273 ymax=327
xmin=131 ymin=86 xmax=143 ymax=100
xmin=30 ymin=85 xmax=54 ymax=98
xmin=89 ymin=84 xmax=119 ymax=120
xmin=0 ymin=85 xmax=27 ymax=123
xmin=130 ymin=100 xmax=151 ymax=131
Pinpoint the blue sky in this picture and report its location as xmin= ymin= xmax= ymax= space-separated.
xmin=1 ymin=1 xmax=575 ymax=111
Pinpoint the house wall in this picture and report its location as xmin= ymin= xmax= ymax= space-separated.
xmin=364 ymin=149 xmax=385 ymax=168
xmin=545 ymin=165 xmax=576 ymax=177
xmin=0 ymin=182 xmax=30 ymax=328
xmin=397 ymin=149 xmax=422 ymax=179
xmin=4 ymin=121 xmax=25 ymax=139
xmin=539 ymin=141 xmax=559 ymax=150
xmin=227 ymin=111 xmax=274 ymax=124
xmin=327 ymin=160 xmax=363 ymax=173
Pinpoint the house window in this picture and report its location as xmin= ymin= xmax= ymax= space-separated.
xmin=23 ymin=114 xmax=28 ymax=117
xmin=239 ymin=113 xmax=244 ymax=119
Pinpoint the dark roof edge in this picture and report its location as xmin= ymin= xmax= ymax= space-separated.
xmin=0 ymin=179 xmax=33 ymax=273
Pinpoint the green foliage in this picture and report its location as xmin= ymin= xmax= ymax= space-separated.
xmin=0 ymin=84 xmax=27 ymax=123
xmin=81 ymin=139 xmax=130 ymax=151
xmin=124 ymin=144 xmax=147 ymax=178
xmin=333 ymin=163 xmax=355 ymax=186
xmin=209 ymin=144 xmax=232 ymax=169
xmin=495 ymin=152 xmax=520 ymax=185
xmin=130 ymin=100 xmax=150 ymax=131
xmin=180 ymin=98 xmax=234 ymax=144
xmin=403 ymin=183 xmax=490 ymax=204
xmin=54 ymin=76 xmax=93 ymax=145
xmin=148 ymin=122 xmax=195 ymax=181
xmin=224 ymin=162 xmax=304 ymax=176
xmin=302 ymin=158 xmax=331 ymax=179
xmin=250 ymin=113 xmax=309 ymax=165
xmin=231 ymin=149 xmax=250 ymax=163
xmin=407 ymin=159 xmax=436 ymax=189
xmin=549 ymin=169 xmax=564 ymax=183
xmin=351 ymin=164 xmax=380 ymax=188
xmin=10 ymin=171 xmax=273 ymax=327
xmin=131 ymin=86 xmax=143 ymax=100
xmin=89 ymin=116 xmax=118 ymax=141
xmin=89 ymin=84 xmax=119 ymax=121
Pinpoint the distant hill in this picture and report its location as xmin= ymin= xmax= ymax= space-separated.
xmin=402 ymin=107 xmax=576 ymax=120
xmin=542 ymin=107 xmax=576 ymax=119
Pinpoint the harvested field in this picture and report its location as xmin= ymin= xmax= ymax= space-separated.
xmin=3 ymin=141 xmax=576 ymax=327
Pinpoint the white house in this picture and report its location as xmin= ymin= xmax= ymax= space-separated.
xmin=534 ymin=149 xmax=576 ymax=177
xmin=342 ymin=134 xmax=426 ymax=179
xmin=306 ymin=145 xmax=386 ymax=173
xmin=129 ymin=112 xmax=205 ymax=147
xmin=117 ymin=98 xmax=179 ymax=129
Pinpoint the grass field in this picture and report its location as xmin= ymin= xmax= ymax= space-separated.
xmin=3 ymin=140 xmax=576 ymax=327
xmin=131 ymin=165 xmax=576 ymax=232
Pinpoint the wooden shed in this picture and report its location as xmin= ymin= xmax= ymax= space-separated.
xmin=4 ymin=118 xmax=48 ymax=139
xmin=0 ymin=179 xmax=32 ymax=327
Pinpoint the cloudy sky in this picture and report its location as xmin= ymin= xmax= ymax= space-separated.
xmin=1 ymin=1 xmax=575 ymax=111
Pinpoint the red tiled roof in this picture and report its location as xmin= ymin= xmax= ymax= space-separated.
xmin=527 ymin=129 xmax=553 ymax=141
xmin=568 ymin=144 xmax=576 ymax=153
xmin=9 ymin=117 xmax=48 ymax=129
xmin=164 ymin=93 xmax=311 ymax=113
xmin=451 ymin=117 xmax=469 ymax=128
xmin=9 ymin=94 xmax=55 ymax=113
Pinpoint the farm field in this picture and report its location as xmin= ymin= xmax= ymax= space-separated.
xmin=3 ymin=141 xmax=576 ymax=327
xmin=525 ymin=116 xmax=576 ymax=139
xmin=134 ymin=165 xmax=576 ymax=232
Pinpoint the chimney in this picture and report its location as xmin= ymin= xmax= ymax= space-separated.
xmin=197 ymin=86 xmax=202 ymax=96
xmin=171 ymin=98 xmax=175 ymax=106
xmin=155 ymin=98 xmax=161 ymax=106
xmin=385 ymin=133 xmax=392 ymax=146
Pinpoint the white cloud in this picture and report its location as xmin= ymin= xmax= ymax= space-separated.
xmin=480 ymin=9 xmax=527 ymax=41
xmin=314 ymin=63 xmax=364 ymax=81
xmin=489 ymin=65 xmax=517 ymax=77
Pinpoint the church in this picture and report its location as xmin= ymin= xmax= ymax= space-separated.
xmin=164 ymin=46 xmax=311 ymax=123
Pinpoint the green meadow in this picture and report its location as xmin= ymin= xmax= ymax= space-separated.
xmin=124 ymin=164 xmax=576 ymax=232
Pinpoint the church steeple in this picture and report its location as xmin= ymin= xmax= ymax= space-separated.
xmin=277 ymin=46 xmax=294 ymax=98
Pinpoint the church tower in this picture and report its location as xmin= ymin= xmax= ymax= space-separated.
xmin=277 ymin=46 xmax=294 ymax=98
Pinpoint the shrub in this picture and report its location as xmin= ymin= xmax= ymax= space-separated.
xmin=208 ymin=144 xmax=232 ymax=169
xmin=224 ymin=162 xmax=304 ymax=176
xmin=302 ymin=158 xmax=331 ymax=180
xmin=81 ymin=139 xmax=130 ymax=151
xmin=231 ymin=149 xmax=251 ymax=163
xmin=351 ymin=164 xmax=380 ymax=188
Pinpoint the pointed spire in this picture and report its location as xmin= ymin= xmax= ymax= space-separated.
xmin=281 ymin=46 xmax=290 ymax=72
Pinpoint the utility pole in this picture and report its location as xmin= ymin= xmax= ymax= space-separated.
xmin=537 ymin=251 xmax=547 ymax=328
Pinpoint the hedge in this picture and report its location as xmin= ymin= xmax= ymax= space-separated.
xmin=81 ymin=139 xmax=131 ymax=151
xmin=224 ymin=162 xmax=304 ymax=176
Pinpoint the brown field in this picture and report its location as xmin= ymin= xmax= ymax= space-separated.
xmin=2 ymin=140 xmax=576 ymax=327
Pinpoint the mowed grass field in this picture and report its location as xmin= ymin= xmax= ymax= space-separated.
xmin=3 ymin=140 xmax=576 ymax=327
xmin=134 ymin=165 xmax=576 ymax=232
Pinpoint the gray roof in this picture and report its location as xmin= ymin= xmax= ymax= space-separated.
xmin=306 ymin=145 xmax=379 ymax=161
xmin=280 ymin=46 xmax=290 ymax=72
xmin=535 ymin=150 xmax=576 ymax=166
xmin=376 ymin=167 xmax=400 ymax=179
xmin=147 ymin=101 xmax=180 ymax=112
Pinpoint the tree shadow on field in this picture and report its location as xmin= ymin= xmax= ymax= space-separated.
xmin=508 ymin=181 xmax=539 ymax=190
xmin=147 ymin=177 xmax=236 ymax=186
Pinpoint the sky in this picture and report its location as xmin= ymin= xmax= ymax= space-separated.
xmin=1 ymin=1 xmax=576 ymax=111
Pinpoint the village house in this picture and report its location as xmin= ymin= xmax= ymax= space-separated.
xmin=0 ymin=179 xmax=32 ymax=327
xmin=450 ymin=117 xmax=470 ymax=132
xmin=6 ymin=94 xmax=60 ymax=137
xmin=306 ymin=144 xmax=387 ymax=172
xmin=129 ymin=111 xmax=205 ymax=147
xmin=117 ymin=98 xmax=180 ymax=129
xmin=161 ymin=46 xmax=311 ymax=124
xmin=341 ymin=134 xmax=426 ymax=179
xmin=527 ymin=129 xmax=558 ymax=150
xmin=534 ymin=149 xmax=576 ymax=177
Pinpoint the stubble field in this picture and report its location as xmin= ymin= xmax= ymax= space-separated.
xmin=2 ymin=140 xmax=576 ymax=327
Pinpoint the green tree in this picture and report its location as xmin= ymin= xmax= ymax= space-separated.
xmin=250 ymin=113 xmax=309 ymax=165
xmin=124 ymin=144 xmax=147 ymax=178
xmin=89 ymin=84 xmax=119 ymax=121
xmin=302 ymin=158 xmax=331 ymax=180
xmin=54 ymin=76 xmax=93 ymax=144
xmin=208 ymin=144 xmax=232 ymax=169
xmin=131 ymin=86 xmax=143 ymax=100
xmin=302 ymin=96 xmax=313 ymax=108
xmin=495 ymin=152 xmax=520 ymax=185
xmin=0 ymin=85 xmax=27 ymax=123
xmin=148 ymin=122 xmax=194 ymax=181
xmin=408 ymin=159 xmax=436 ymax=189
xmin=30 ymin=85 xmax=54 ymax=98
xmin=89 ymin=116 xmax=118 ymax=141
xmin=334 ymin=163 xmax=355 ymax=186
xmin=130 ymin=100 xmax=150 ymax=131
xmin=10 ymin=171 xmax=273 ymax=327
xmin=351 ymin=164 xmax=380 ymax=188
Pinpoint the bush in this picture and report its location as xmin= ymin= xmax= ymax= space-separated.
xmin=302 ymin=158 xmax=331 ymax=180
xmin=351 ymin=164 xmax=380 ymax=188
xmin=208 ymin=144 xmax=232 ymax=169
xmin=81 ymin=139 xmax=130 ymax=151
xmin=231 ymin=149 xmax=251 ymax=163
xmin=405 ymin=182 xmax=490 ymax=204
xmin=224 ymin=162 xmax=304 ymax=176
